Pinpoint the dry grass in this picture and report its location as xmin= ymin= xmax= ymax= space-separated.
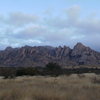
xmin=0 ymin=74 xmax=100 ymax=100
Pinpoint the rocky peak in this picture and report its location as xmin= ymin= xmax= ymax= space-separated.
xmin=5 ymin=47 xmax=13 ymax=51
xmin=55 ymin=46 xmax=71 ymax=57
xmin=74 ymin=42 xmax=86 ymax=50
xmin=72 ymin=43 xmax=89 ymax=56
xmin=71 ymin=43 xmax=100 ymax=65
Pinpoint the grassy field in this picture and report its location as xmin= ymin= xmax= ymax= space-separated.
xmin=0 ymin=73 xmax=100 ymax=100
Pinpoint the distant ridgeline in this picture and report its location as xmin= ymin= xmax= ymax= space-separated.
xmin=0 ymin=42 xmax=100 ymax=67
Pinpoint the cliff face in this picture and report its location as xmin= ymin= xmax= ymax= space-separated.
xmin=0 ymin=43 xmax=100 ymax=67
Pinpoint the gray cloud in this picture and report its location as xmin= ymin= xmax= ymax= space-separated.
xmin=0 ymin=12 xmax=38 ymax=27
xmin=0 ymin=6 xmax=100 ymax=51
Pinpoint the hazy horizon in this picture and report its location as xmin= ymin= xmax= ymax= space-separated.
xmin=0 ymin=0 xmax=100 ymax=51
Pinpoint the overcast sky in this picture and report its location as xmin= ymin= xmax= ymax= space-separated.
xmin=0 ymin=0 xmax=100 ymax=51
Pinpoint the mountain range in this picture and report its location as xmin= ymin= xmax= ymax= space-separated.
xmin=0 ymin=43 xmax=100 ymax=67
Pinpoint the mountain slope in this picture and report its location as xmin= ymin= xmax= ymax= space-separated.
xmin=0 ymin=43 xmax=100 ymax=67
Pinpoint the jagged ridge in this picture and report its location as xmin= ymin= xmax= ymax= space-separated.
xmin=0 ymin=43 xmax=100 ymax=67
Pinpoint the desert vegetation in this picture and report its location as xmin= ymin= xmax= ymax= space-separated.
xmin=0 ymin=62 xmax=100 ymax=79
xmin=0 ymin=74 xmax=100 ymax=100
xmin=0 ymin=63 xmax=100 ymax=100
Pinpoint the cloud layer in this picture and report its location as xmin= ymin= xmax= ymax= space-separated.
xmin=0 ymin=5 xmax=100 ymax=51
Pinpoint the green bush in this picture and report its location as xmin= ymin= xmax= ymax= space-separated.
xmin=45 ymin=62 xmax=62 ymax=76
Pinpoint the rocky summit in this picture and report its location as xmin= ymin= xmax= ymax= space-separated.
xmin=0 ymin=43 xmax=100 ymax=67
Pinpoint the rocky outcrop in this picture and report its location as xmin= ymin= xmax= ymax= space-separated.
xmin=0 ymin=43 xmax=100 ymax=67
xmin=71 ymin=43 xmax=100 ymax=65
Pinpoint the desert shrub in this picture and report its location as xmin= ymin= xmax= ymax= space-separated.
xmin=45 ymin=62 xmax=62 ymax=76
xmin=77 ymin=74 xmax=85 ymax=78
xmin=1 ymin=68 xmax=17 ymax=79
xmin=16 ymin=67 xmax=39 ymax=76
xmin=91 ymin=76 xmax=100 ymax=84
